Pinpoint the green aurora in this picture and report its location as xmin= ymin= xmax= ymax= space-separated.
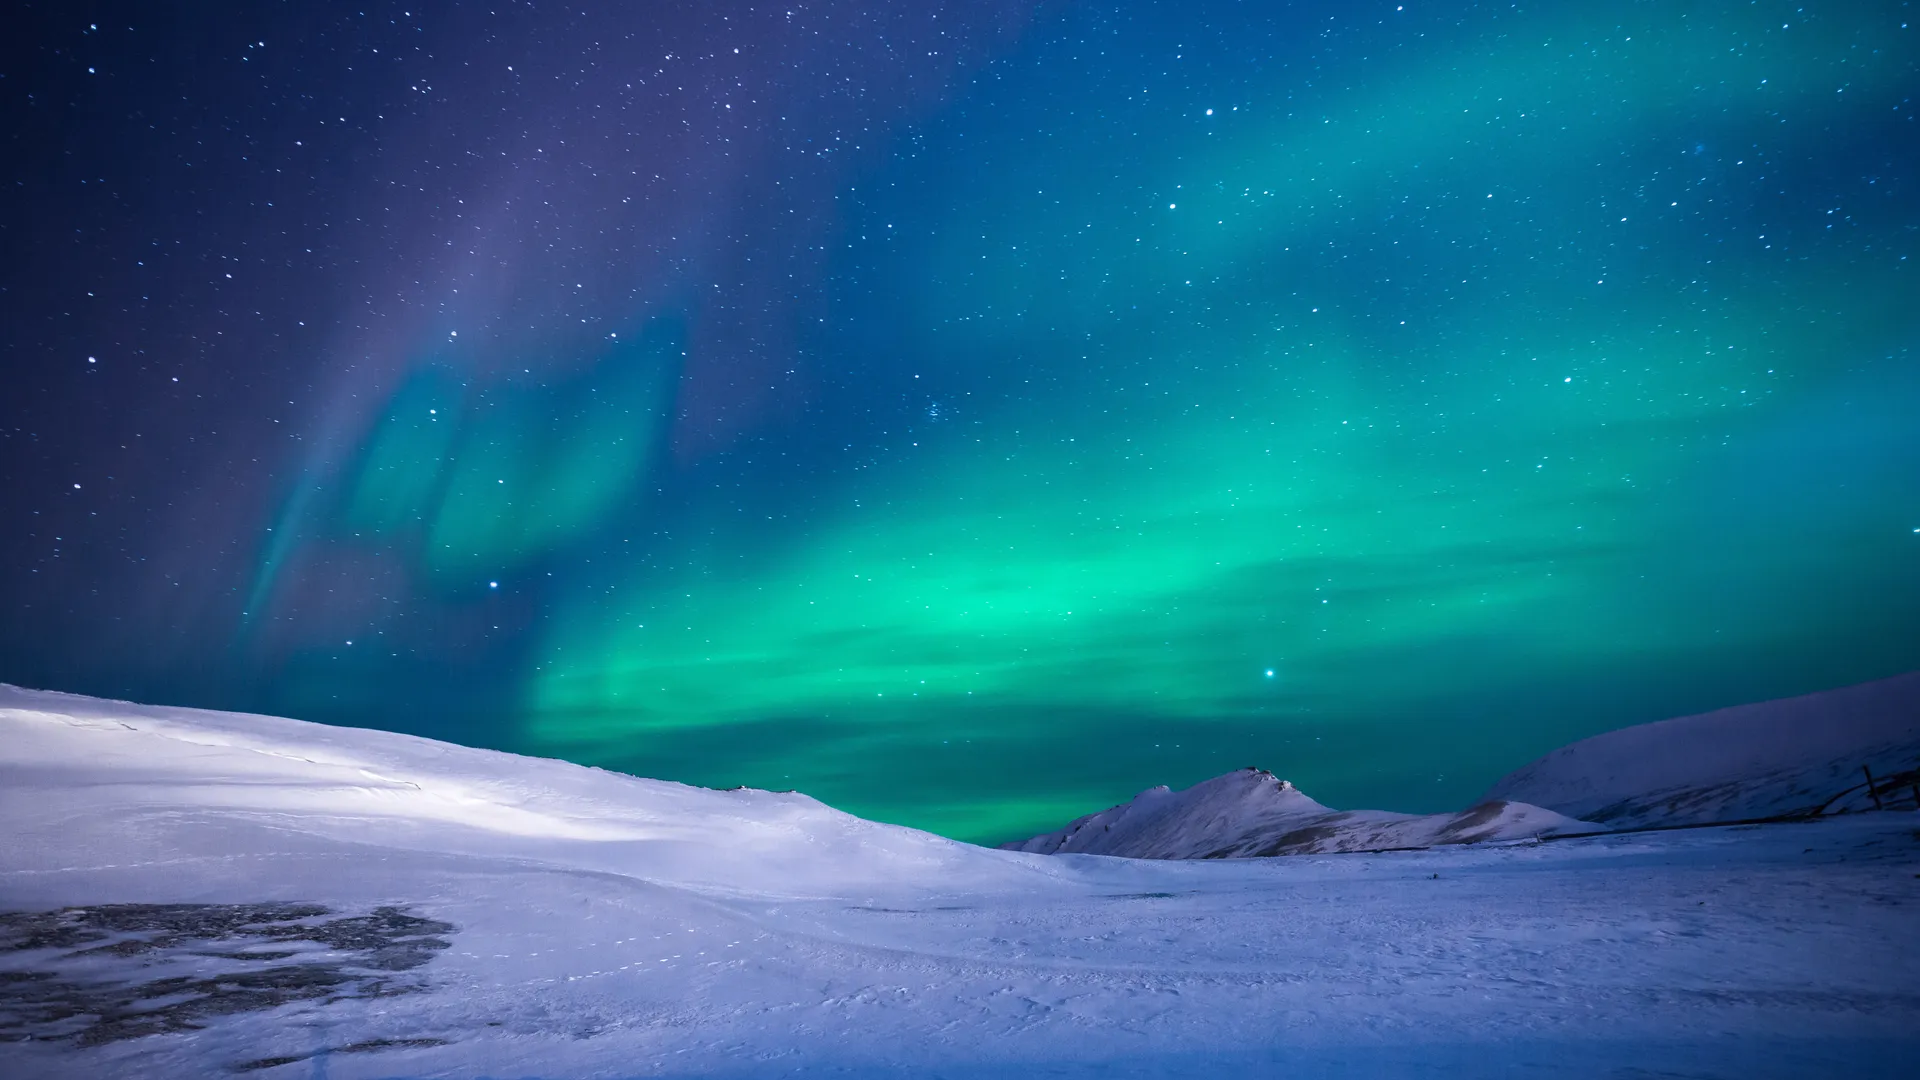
xmin=284 ymin=2 xmax=1918 ymax=841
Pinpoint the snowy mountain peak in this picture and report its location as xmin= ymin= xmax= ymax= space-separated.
xmin=1483 ymin=670 xmax=1920 ymax=828
xmin=1012 ymin=672 xmax=1920 ymax=862
xmin=1005 ymin=766 xmax=1589 ymax=860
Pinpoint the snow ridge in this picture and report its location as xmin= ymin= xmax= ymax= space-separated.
xmin=1481 ymin=670 xmax=1920 ymax=829
xmin=0 ymin=684 xmax=1036 ymax=899
xmin=1009 ymin=672 xmax=1920 ymax=859
xmin=1004 ymin=768 xmax=1594 ymax=859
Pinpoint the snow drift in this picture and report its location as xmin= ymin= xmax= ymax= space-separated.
xmin=3 ymin=682 xmax=1918 ymax=1078
xmin=1482 ymin=670 xmax=1920 ymax=829
xmin=1003 ymin=767 xmax=1595 ymax=858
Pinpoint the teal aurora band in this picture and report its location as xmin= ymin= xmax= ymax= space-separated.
xmin=3 ymin=1 xmax=1916 ymax=842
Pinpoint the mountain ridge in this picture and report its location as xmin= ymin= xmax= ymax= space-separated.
xmin=1009 ymin=671 xmax=1920 ymax=859
xmin=1002 ymin=766 xmax=1595 ymax=859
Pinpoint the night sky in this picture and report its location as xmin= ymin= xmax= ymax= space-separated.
xmin=4 ymin=1 xmax=1917 ymax=843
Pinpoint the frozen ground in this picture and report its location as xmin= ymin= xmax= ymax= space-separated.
xmin=3 ymin=685 xmax=1918 ymax=1078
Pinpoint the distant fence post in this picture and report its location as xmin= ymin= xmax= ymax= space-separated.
xmin=1862 ymin=765 xmax=1883 ymax=811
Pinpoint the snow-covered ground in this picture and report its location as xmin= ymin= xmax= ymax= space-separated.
xmin=4 ymin=684 xmax=1919 ymax=1078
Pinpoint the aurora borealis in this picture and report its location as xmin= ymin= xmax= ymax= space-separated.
xmin=4 ymin=1 xmax=1917 ymax=842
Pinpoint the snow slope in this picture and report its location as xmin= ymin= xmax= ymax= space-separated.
xmin=4 ymin=684 xmax=1919 ymax=1078
xmin=1483 ymin=671 xmax=1920 ymax=829
xmin=0 ymin=683 xmax=1021 ymax=900
xmin=1003 ymin=767 xmax=1595 ymax=858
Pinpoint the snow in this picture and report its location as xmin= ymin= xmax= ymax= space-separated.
xmin=1007 ymin=672 xmax=1920 ymax=858
xmin=1004 ymin=768 xmax=1596 ymax=859
xmin=4 ymin=683 xmax=1919 ymax=1078
xmin=1484 ymin=671 xmax=1920 ymax=829
xmin=0 ymin=684 xmax=1025 ymax=899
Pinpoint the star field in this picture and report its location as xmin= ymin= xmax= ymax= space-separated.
xmin=3 ymin=1 xmax=1917 ymax=841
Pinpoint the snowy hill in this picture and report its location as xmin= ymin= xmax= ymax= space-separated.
xmin=1003 ymin=767 xmax=1595 ymax=858
xmin=0 ymin=683 xmax=1017 ymax=900
xmin=1482 ymin=671 xmax=1920 ymax=829
xmin=4 ymin=684 xmax=1919 ymax=1078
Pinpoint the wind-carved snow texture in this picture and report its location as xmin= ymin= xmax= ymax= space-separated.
xmin=0 ymin=903 xmax=453 ymax=1048
xmin=1004 ymin=768 xmax=1597 ymax=859
xmin=2 ymin=681 xmax=1918 ymax=1078
xmin=1483 ymin=670 xmax=1920 ymax=829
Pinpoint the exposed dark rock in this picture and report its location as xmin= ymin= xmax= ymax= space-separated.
xmin=0 ymin=902 xmax=455 ymax=1047
xmin=232 ymin=1037 xmax=452 ymax=1073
